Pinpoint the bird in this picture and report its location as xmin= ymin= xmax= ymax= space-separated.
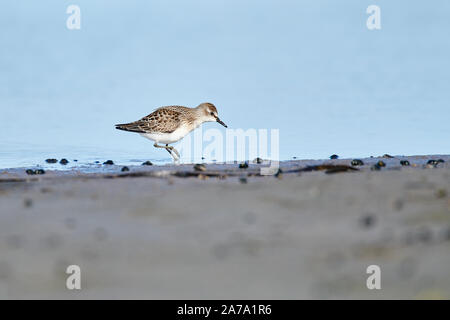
xmin=115 ymin=102 xmax=227 ymax=161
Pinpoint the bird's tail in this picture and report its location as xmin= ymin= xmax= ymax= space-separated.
xmin=115 ymin=123 xmax=145 ymax=133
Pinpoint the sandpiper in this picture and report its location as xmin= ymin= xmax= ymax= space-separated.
xmin=115 ymin=102 xmax=227 ymax=161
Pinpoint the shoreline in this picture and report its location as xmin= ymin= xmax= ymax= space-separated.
xmin=0 ymin=154 xmax=449 ymax=299
xmin=1 ymin=154 xmax=448 ymax=181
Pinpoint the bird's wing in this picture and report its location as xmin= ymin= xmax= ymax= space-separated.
xmin=116 ymin=106 xmax=183 ymax=134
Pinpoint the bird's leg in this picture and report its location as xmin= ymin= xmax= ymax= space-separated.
xmin=153 ymin=143 xmax=179 ymax=161
xmin=166 ymin=144 xmax=180 ymax=158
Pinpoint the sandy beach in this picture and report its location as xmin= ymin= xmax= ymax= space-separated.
xmin=0 ymin=155 xmax=449 ymax=299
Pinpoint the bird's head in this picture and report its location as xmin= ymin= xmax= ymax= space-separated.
xmin=197 ymin=102 xmax=227 ymax=128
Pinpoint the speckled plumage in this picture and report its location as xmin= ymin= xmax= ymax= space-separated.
xmin=115 ymin=102 xmax=227 ymax=161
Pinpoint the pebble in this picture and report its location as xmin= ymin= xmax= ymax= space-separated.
xmin=121 ymin=166 xmax=130 ymax=172
xmin=45 ymin=159 xmax=58 ymax=164
xmin=253 ymin=157 xmax=263 ymax=164
xmin=239 ymin=162 xmax=249 ymax=169
xmin=25 ymin=169 xmax=45 ymax=175
xmin=24 ymin=198 xmax=33 ymax=208
xmin=330 ymin=154 xmax=339 ymax=160
xmin=400 ymin=160 xmax=410 ymax=166
xmin=59 ymin=158 xmax=69 ymax=165
xmin=360 ymin=215 xmax=376 ymax=229
xmin=194 ymin=163 xmax=206 ymax=171
xmin=142 ymin=161 xmax=153 ymax=166
xmin=351 ymin=159 xmax=364 ymax=166
xmin=383 ymin=154 xmax=394 ymax=158
xmin=377 ymin=160 xmax=386 ymax=167
xmin=103 ymin=160 xmax=114 ymax=165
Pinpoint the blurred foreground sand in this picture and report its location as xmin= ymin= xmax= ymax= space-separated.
xmin=0 ymin=156 xmax=449 ymax=299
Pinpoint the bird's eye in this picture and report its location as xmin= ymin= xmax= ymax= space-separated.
xmin=210 ymin=112 xmax=214 ymax=116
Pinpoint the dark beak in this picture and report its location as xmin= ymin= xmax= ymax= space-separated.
xmin=216 ymin=117 xmax=228 ymax=128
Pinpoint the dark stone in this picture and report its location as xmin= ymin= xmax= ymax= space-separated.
xmin=121 ymin=166 xmax=130 ymax=172
xmin=59 ymin=158 xmax=69 ymax=165
xmin=330 ymin=154 xmax=339 ymax=159
xmin=95 ymin=161 xmax=100 ymax=164
xmin=351 ymin=159 xmax=364 ymax=166
xmin=24 ymin=198 xmax=33 ymax=208
xmin=383 ymin=154 xmax=394 ymax=158
xmin=360 ymin=215 xmax=376 ymax=229
xmin=194 ymin=163 xmax=206 ymax=171
xmin=254 ymin=157 xmax=263 ymax=164
xmin=427 ymin=159 xmax=442 ymax=166
xmin=239 ymin=162 xmax=249 ymax=169
xmin=103 ymin=160 xmax=114 ymax=165
xmin=400 ymin=160 xmax=410 ymax=166
xmin=45 ymin=159 xmax=58 ymax=164
xmin=142 ymin=161 xmax=153 ymax=166
xmin=25 ymin=169 xmax=35 ymax=175
xmin=35 ymin=169 xmax=45 ymax=175
xmin=377 ymin=160 xmax=386 ymax=167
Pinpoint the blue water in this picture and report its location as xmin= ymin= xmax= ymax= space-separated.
xmin=1 ymin=1 xmax=449 ymax=169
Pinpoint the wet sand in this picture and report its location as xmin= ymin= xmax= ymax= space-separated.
xmin=0 ymin=155 xmax=449 ymax=299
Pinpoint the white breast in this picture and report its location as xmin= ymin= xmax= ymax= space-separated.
xmin=139 ymin=124 xmax=193 ymax=144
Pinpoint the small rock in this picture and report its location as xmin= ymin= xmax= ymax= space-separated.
xmin=194 ymin=163 xmax=206 ymax=171
xmin=330 ymin=154 xmax=339 ymax=160
xmin=383 ymin=154 xmax=394 ymax=158
xmin=25 ymin=169 xmax=36 ymax=175
xmin=239 ymin=162 xmax=249 ymax=169
xmin=35 ymin=169 xmax=45 ymax=175
xmin=59 ymin=158 xmax=69 ymax=165
xmin=437 ymin=159 xmax=445 ymax=163
xmin=45 ymin=159 xmax=58 ymax=164
xmin=142 ymin=161 xmax=153 ymax=166
xmin=95 ymin=161 xmax=100 ymax=164
xmin=253 ymin=157 xmax=263 ymax=164
xmin=121 ymin=166 xmax=130 ymax=172
xmin=377 ymin=160 xmax=386 ymax=167
xmin=351 ymin=159 xmax=364 ymax=166
xmin=400 ymin=160 xmax=410 ymax=166
xmin=24 ymin=198 xmax=33 ymax=208
xmin=360 ymin=215 xmax=376 ymax=229
xmin=103 ymin=160 xmax=114 ymax=165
